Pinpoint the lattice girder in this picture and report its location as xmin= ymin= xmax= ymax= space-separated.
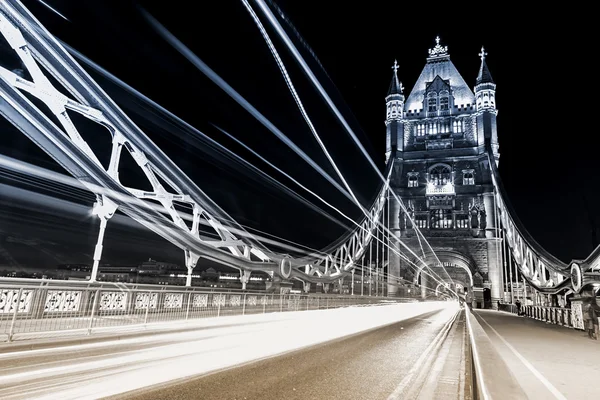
xmin=0 ymin=0 xmax=392 ymax=285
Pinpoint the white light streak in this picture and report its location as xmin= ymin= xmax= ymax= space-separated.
xmin=36 ymin=0 xmax=69 ymax=22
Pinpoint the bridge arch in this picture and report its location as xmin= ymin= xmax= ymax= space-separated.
xmin=435 ymin=279 xmax=468 ymax=297
xmin=413 ymin=250 xmax=475 ymax=287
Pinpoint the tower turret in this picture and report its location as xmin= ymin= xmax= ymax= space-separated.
xmin=385 ymin=60 xmax=405 ymax=161
xmin=474 ymin=47 xmax=499 ymax=158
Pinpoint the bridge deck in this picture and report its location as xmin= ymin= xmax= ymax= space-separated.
xmin=474 ymin=309 xmax=600 ymax=400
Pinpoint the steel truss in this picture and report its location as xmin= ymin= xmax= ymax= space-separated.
xmin=0 ymin=0 xmax=391 ymax=288
xmin=487 ymin=144 xmax=600 ymax=295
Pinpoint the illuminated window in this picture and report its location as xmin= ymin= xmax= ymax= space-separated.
xmin=453 ymin=119 xmax=463 ymax=133
xmin=429 ymin=122 xmax=438 ymax=135
xmin=415 ymin=123 xmax=426 ymax=137
xmin=440 ymin=120 xmax=450 ymax=133
xmin=407 ymin=173 xmax=419 ymax=188
xmin=429 ymin=164 xmax=452 ymax=185
xmin=462 ymin=169 xmax=474 ymax=185
xmin=431 ymin=209 xmax=453 ymax=229
xmin=455 ymin=214 xmax=469 ymax=228
xmin=415 ymin=215 xmax=428 ymax=228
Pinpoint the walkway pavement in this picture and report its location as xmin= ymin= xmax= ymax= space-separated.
xmin=474 ymin=309 xmax=600 ymax=400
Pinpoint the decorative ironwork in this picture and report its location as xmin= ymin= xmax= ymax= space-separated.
xmin=247 ymin=295 xmax=257 ymax=306
xmin=192 ymin=294 xmax=208 ymax=308
xmin=230 ymin=295 xmax=241 ymax=307
xmin=571 ymin=302 xmax=584 ymax=329
xmin=134 ymin=293 xmax=158 ymax=310
xmin=164 ymin=293 xmax=183 ymax=309
xmin=44 ymin=290 xmax=81 ymax=312
xmin=212 ymin=294 xmax=226 ymax=307
xmin=260 ymin=296 xmax=270 ymax=306
xmin=0 ymin=289 xmax=33 ymax=314
xmin=99 ymin=292 xmax=128 ymax=311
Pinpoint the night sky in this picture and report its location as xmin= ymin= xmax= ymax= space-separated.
xmin=0 ymin=0 xmax=597 ymax=271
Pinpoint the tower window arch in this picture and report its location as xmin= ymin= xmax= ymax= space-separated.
xmin=428 ymin=164 xmax=452 ymax=185
xmin=462 ymin=169 xmax=475 ymax=185
xmin=407 ymin=172 xmax=419 ymax=188
xmin=439 ymin=90 xmax=449 ymax=111
xmin=453 ymin=119 xmax=464 ymax=133
xmin=427 ymin=92 xmax=437 ymax=113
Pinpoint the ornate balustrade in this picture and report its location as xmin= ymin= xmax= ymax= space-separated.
xmin=0 ymin=282 xmax=416 ymax=342
xmin=518 ymin=305 xmax=577 ymax=329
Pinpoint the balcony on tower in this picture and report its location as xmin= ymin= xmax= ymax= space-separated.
xmin=426 ymin=182 xmax=455 ymax=196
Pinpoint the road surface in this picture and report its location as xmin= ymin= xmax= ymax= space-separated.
xmin=0 ymin=302 xmax=464 ymax=400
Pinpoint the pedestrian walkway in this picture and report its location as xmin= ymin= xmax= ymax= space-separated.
xmin=474 ymin=309 xmax=600 ymax=400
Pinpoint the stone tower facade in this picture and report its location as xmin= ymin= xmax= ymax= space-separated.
xmin=386 ymin=37 xmax=503 ymax=309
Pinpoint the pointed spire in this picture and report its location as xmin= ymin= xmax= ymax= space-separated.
xmin=476 ymin=46 xmax=494 ymax=84
xmin=387 ymin=60 xmax=404 ymax=95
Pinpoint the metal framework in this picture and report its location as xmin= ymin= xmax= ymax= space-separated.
xmin=0 ymin=0 xmax=391 ymax=289
xmin=487 ymin=144 xmax=600 ymax=295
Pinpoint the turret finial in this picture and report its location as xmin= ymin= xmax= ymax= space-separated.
xmin=428 ymin=36 xmax=448 ymax=59
xmin=392 ymin=59 xmax=399 ymax=74
xmin=479 ymin=46 xmax=487 ymax=61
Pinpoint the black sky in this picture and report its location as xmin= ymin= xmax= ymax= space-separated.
xmin=0 ymin=0 xmax=598 ymax=270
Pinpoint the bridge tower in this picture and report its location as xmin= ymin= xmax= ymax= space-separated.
xmin=386 ymin=37 xmax=503 ymax=309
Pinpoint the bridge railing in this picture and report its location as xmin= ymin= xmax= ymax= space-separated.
xmin=500 ymin=304 xmax=578 ymax=329
xmin=522 ymin=305 xmax=576 ymax=329
xmin=0 ymin=282 xmax=417 ymax=342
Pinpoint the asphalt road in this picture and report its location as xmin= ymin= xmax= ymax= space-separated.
xmin=475 ymin=310 xmax=600 ymax=400
xmin=116 ymin=308 xmax=461 ymax=400
xmin=0 ymin=303 xmax=458 ymax=399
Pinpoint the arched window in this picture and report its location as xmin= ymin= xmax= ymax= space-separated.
xmin=407 ymin=172 xmax=419 ymax=188
xmin=439 ymin=90 xmax=449 ymax=111
xmin=453 ymin=119 xmax=463 ymax=133
xmin=428 ymin=164 xmax=452 ymax=185
xmin=462 ymin=169 xmax=474 ymax=185
xmin=427 ymin=93 xmax=437 ymax=113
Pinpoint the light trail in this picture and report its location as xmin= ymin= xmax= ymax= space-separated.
xmin=140 ymin=10 xmax=455 ymax=292
xmin=59 ymin=43 xmax=353 ymax=236
xmin=35 ymin=0 xmax=69 ymax=22
xmin=0 ymin=302 xmax=452 ymax=399
xmin=251 ymin=0 xmax=457 ymax=296
xmin=242 ymin=0 xmax=456 ymax=293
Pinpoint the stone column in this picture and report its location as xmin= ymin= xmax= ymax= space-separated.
xmin=387 ymin=194 xmax=401 ymax=297
xmin=484 ymin=192 xmax=503 ymax=309
xmin=487 ymin=239 xmax=503 ymax=309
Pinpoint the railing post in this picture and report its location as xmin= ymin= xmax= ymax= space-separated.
xmin=185 ymin=292 xmax=192 ymax=320
xmin=144 ymin=292 xmax=151 ymax=324
xmin=217 ymin=295 xmax=222 ymax=317
xmin=8 ymin=288 xmax=23 ymax=343
xmin=87 ymin=289 xmax=100 ymax=335
xmin=242 ymin=293 xmax=247 ymax=315
xmin=263 ymin=296 xmax=266 ymax=314
xmin=280 ymin=295 xmax=283 ymax=312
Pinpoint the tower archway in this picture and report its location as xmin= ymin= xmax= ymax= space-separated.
xmin=411 ymin=251 xmax=477 ymax=299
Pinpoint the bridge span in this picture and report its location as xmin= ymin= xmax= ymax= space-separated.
xmin=2 ymin=0 xmax=600 ymax=399
xmin=1 ymin=299 xmax=598 ymax=400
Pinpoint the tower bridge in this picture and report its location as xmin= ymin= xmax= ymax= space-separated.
xmin=1 ymin=0 xmax=599 ymax=319
xmin=1 ymin=1 xmax=600 ymax=398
